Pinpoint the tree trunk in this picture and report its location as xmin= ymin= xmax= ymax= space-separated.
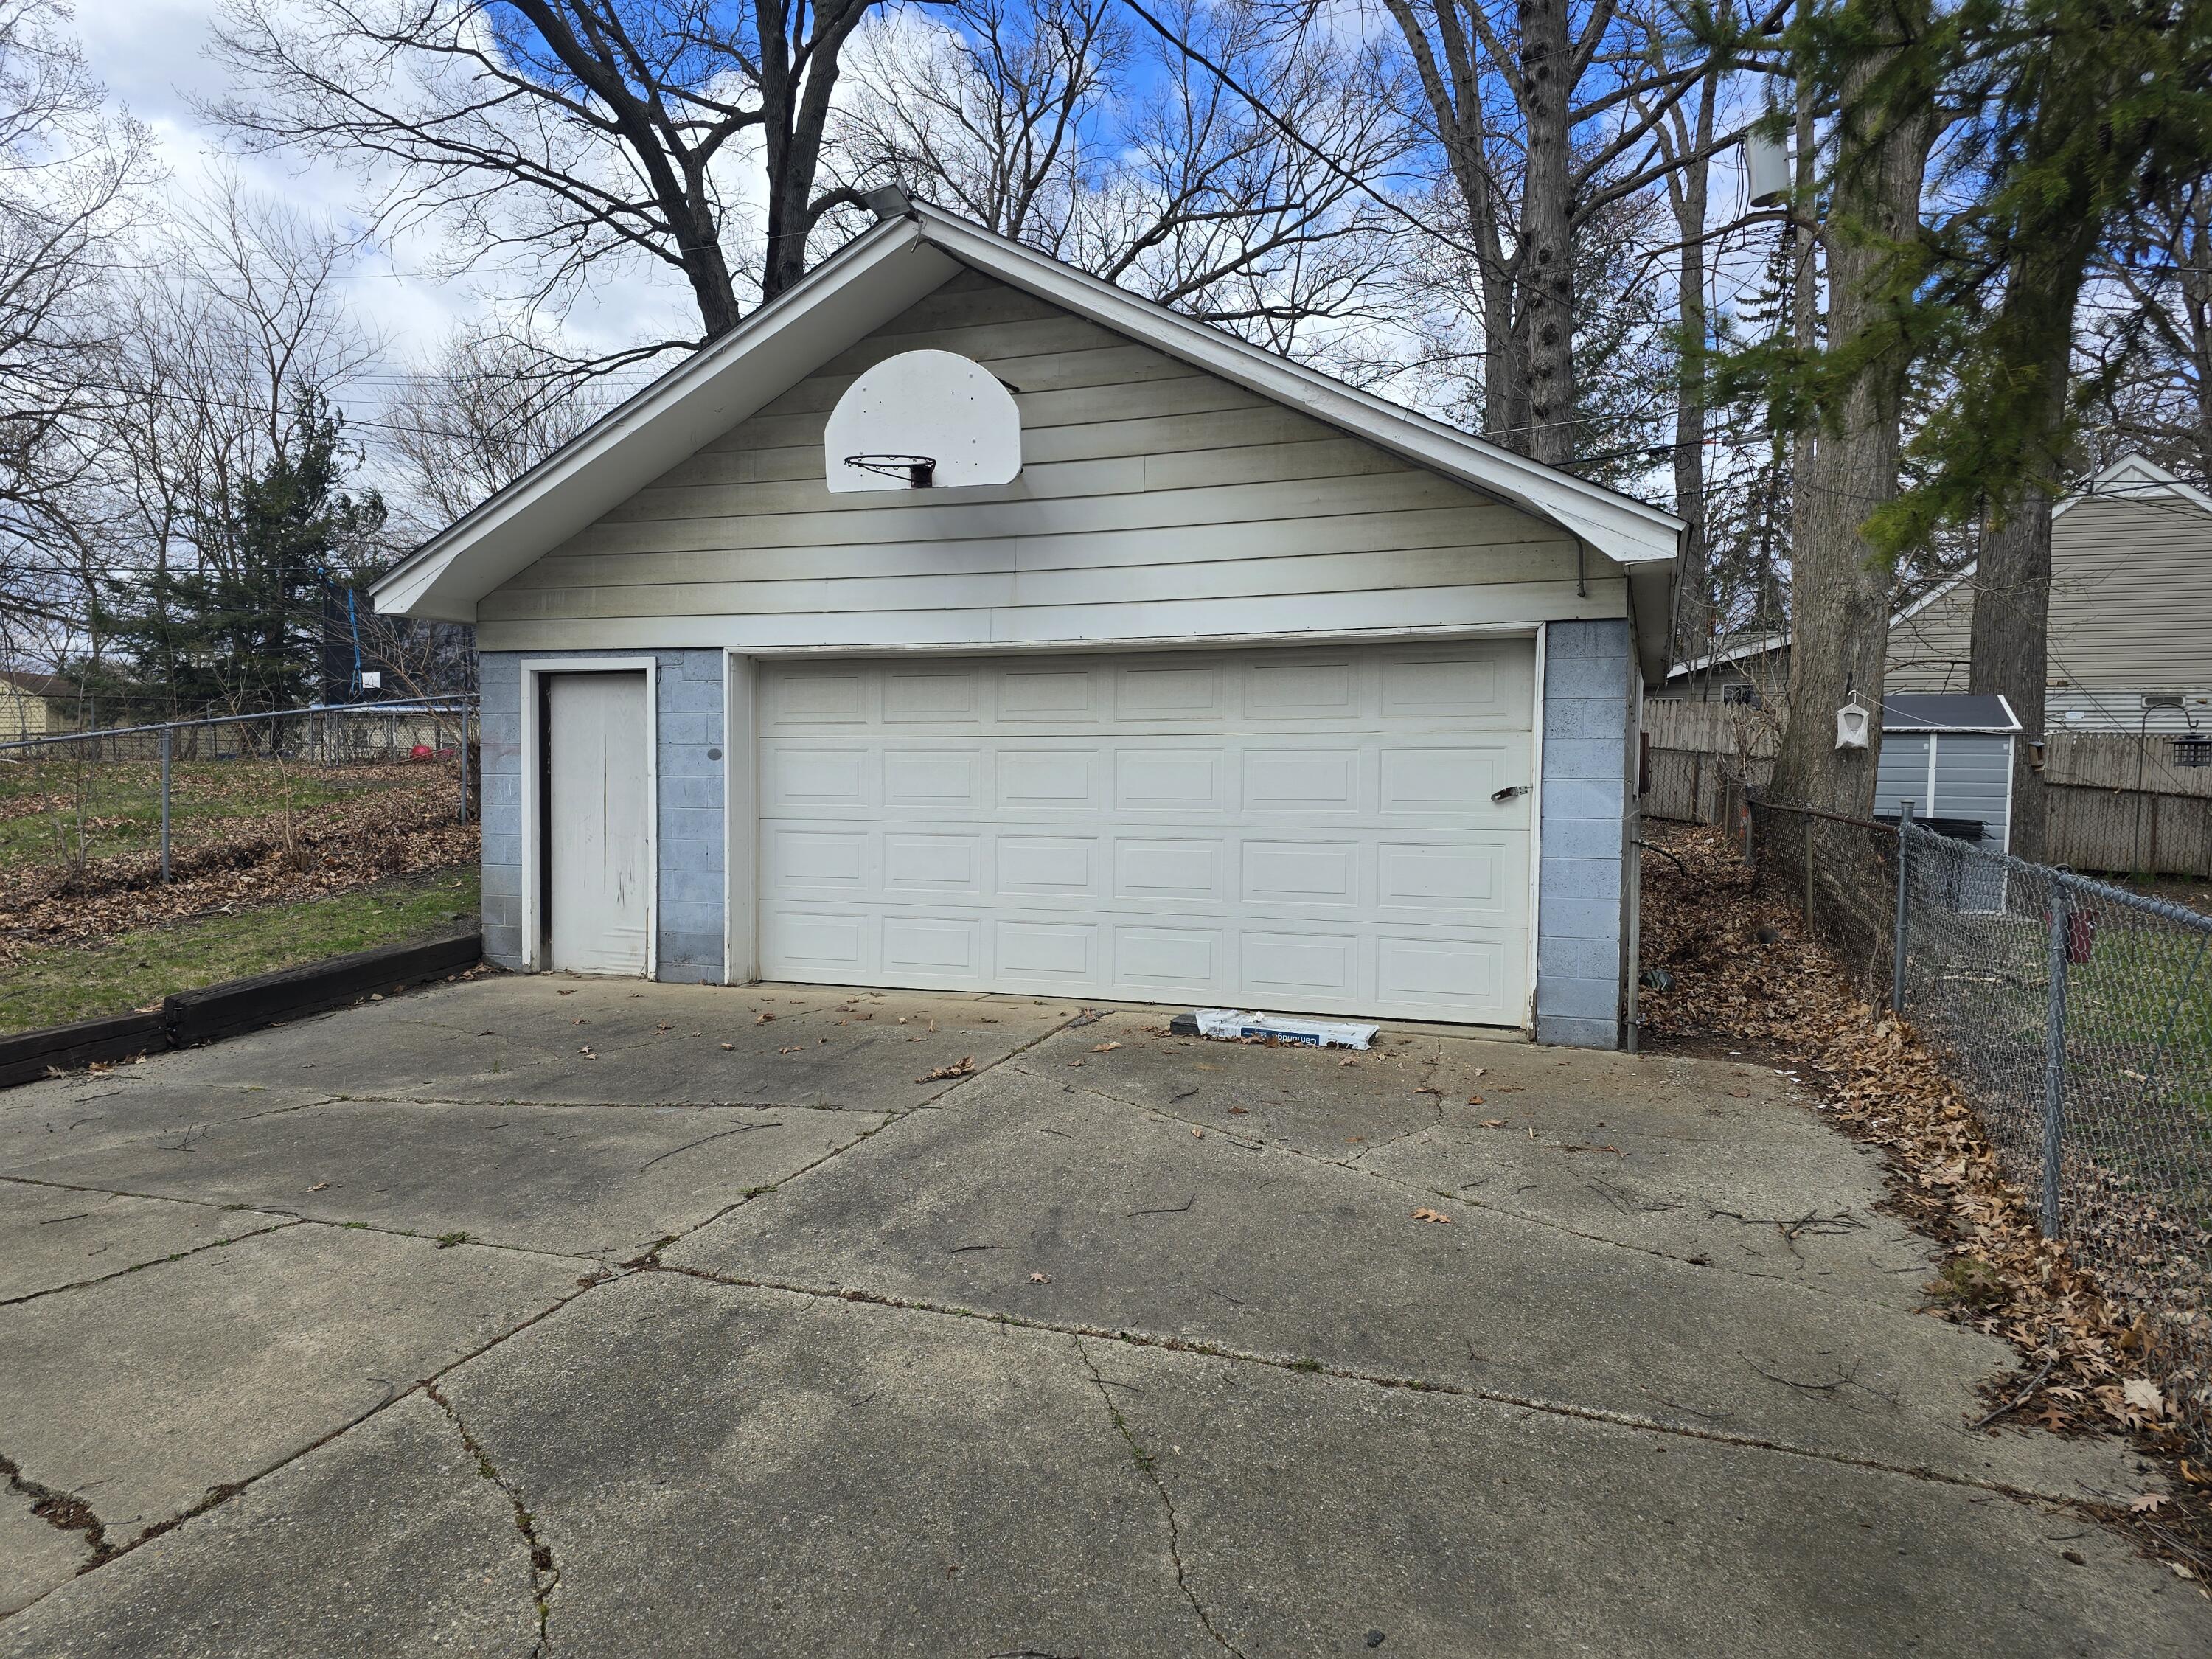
xmin=1768 ymin=11 xmax=1935 ymax=821
xmin=1970 ymin=499 xmax=2053 ymax=860
xmin=1666 ymin=109 xmax=1714 ymax=666
xmin=1966 ymin=231 xmax=2098 ymax=863
xmin=1517 ymin=0 xmax=1575 ymax=467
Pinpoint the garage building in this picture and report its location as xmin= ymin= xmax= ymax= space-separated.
xmin=372 ymin=200 xmax=1680 ymax=1048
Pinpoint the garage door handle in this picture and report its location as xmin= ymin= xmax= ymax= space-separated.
xmin=1491 ymin=785 xmax=1529 ymax=803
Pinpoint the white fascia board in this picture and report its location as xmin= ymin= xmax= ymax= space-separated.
xmin=373 ymin=218 xmax=959 ymax=621
xmin=1667 ymin=627 xmax=1788 ymax=678
xmin=907 ymin=209 xmax=1683 ymax=571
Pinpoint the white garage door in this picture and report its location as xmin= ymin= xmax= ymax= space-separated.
xmin=757 ymin=641 xmax=1534 ymax=1024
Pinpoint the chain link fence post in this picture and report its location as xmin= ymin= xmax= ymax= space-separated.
xmin=1803 ymin=813 xmax=1815 ymax=927
xmin=1891 ymin=800 xmax=1911 ymax=1015
xmin=2041 ymin=883 xmax=2069 ymax=1239
xmin=159 ymin=726 xmax=172 ymax=884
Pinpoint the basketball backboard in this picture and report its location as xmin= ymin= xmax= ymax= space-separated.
xmin=824 ymin=349 xmax=1021 ymax=492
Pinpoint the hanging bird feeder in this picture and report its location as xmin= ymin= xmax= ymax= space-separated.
xmin=1834 ymin=694 xmax=1871 ymax=751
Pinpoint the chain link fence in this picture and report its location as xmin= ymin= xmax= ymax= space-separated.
xmin=0 ymin=701 xmax=476 ymax=888
xmin=1744 ymin=796 xmax=2212 ymax=1429
xmin=1895 ymin=818 xmax=2212 ymax=1425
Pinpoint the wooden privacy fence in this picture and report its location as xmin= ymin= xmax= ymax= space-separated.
xmin=1641 ymin=700 xmax=1775 ymax=827
xmin=1643 ymin=700 xmax=2212 ymax=878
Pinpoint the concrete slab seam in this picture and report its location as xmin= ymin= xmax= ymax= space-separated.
xmin=1017 ymin=1066 xmax=1846 ymax=1298
xmin=653 ymin=1264 xmax=2104 ymax=1509
xmin=0 ymin=1215 xmax=305 ymax=1310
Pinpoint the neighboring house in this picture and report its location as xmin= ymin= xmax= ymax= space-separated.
xmin=0 ymin=672 xmax=80 ymax=740
xmin=1660 ymin=454 xmax=2212 ymax=734
xmin=372 ymin=200 xmax=1682 ymax=1049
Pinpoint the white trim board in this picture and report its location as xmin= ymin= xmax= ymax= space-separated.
xmin=518 ymin=656 xmax=660 ymax=978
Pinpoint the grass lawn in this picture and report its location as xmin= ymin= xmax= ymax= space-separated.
xmin=0 ymin=865 xmax=480 ymax=1035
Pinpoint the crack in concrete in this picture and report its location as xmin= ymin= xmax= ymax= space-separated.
xmin=425 ymin=1380 xmax=560 ymax=1657
xmin=1 ymin=1447 xmax=111 ymax=1562
xmin=0 ymin=1217 xmax=305 ymax=1308
xmin=0 ymin=1002 xmax=1092 ymax=1618
xmin=656 ymin=1265 xmax=2104 ymax=1506
xmin=330 ymin=1091 xmax=880 ymax=1114
xmin=1075 ymin=1338 xmax=1246 ymax=1659
xmin=1026 ymin=1069 xmax=1817 ymax=1290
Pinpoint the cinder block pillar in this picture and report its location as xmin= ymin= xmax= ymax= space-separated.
xmin=653 ymin=650 xmax=728 ymax=984
xmin=476 ymin=653 xmax=526 ymax=970
xmin=1534 ymin=620 xmax=1634 ymax=1048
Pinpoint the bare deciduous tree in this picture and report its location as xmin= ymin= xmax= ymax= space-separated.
xmin=0 ymin=0 xmax=147 ymax=672
xmin=835 ymin=0 xmax=1411 ymax=361
xmin=383 ymin=321 xmax=613 ymax=536
xmin=1374 ymin=0 xmax=1747 ymax=464
xmin=207 ymin=0 xmax=908 ymax=353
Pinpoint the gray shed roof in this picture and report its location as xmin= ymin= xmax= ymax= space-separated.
xmin=1882 ymin=693 xmax=2022 ymax=733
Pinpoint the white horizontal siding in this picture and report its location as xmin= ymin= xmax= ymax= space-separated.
xmin=2050 ymin=498 xmax=2212 ymax=689
xmin=1885 ymin=496 xmax=2212 ymax=706
xmin=476 ymin=266 xmax=1606 ymax=653
xmin=1886 ymin=582 xmax=1974 ymax=692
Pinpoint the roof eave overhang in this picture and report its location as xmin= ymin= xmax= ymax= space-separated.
xmin=377 ymin=204 xmax=1682 ymax=669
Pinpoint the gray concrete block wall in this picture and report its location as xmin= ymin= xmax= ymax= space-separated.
xmin=478 ymin=652 xmax=525 ymax=970
xmin=474 ymin=649 xmax=726 ymax=983
xmin=1535 ymin=620 xmax=1634 ymax=1048
xmin=655 ymin=650 xmax=728 ymax=984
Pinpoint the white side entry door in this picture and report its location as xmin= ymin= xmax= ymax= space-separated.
xmin=546 ymin=671 xmax=651 ymax=975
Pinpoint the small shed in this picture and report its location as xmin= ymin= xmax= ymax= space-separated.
xmin=1873 ymin=692 xmax=2023 ymax=857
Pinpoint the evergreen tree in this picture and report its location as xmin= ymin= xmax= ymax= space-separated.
xmin=96 ymin=391 xmax=386 ymax=714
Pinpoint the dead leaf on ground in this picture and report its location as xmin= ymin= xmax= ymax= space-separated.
xmin=918 ymin=1057 xmax=975 ymax=1082
xmin=1411 ymin=1206 xmax=1452 ymax=1224
xmin=1479 ymin=1119 xmax=1506 ymax=1130
xmin=577 ymin=1046 xmax=597 ymax=1060
xmin=1092 ymin=1041 xmax=1121 ymax=1053
xmin=1029 ymin=1271 xmax=1050 ymax=1284
xmin=755 ymin=1011 xmax=775 ymax=1024
xmin=2132 ymin=1492 xmax=2170 ymax=1514
xmin=1467 ymin=1093 xmax=1484 ymax=1105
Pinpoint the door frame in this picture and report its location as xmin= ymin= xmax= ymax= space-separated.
xmin=519 ymin=656 xmax=659 ymax=975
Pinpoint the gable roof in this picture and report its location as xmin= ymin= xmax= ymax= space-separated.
xmin=1668 ymin=568 xmax=1976 ymax=681
xmin=372 ymin=202 xmax=1682 ymax=673
xmin=2052 ymin=453 xmax=2212 ymax=520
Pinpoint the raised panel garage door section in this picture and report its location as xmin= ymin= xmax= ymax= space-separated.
xmin=756 ymin=641 xmax=1534 ymax=1024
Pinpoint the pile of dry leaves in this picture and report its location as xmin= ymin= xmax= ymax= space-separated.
xmin=1640 ymin=822 xmax=2211 ymax=1573
xmin=0 ymin=778 xmax=477 ymax=967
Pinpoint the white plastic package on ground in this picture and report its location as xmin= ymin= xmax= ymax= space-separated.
xmin=1190 ymin=1009 xmax=1377 ymax=1050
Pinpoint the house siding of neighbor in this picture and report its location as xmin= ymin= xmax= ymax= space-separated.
xmin=382 ymin=204 xmax=1680 ymax=1048
xmin=1665 ymin=455 xmax=2212 ymax=734
xmin=0 ymin=672 xmax=80 ymax=741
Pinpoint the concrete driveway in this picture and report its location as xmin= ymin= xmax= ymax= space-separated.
xmin=0 ymin=976 xmax=2201 ymax=1656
